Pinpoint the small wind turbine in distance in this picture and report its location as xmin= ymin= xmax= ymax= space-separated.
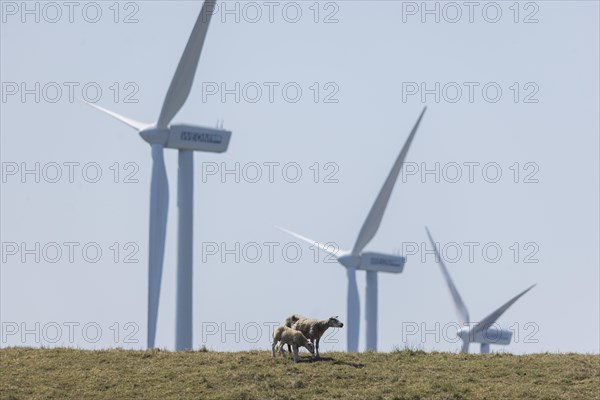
xmin=425 ymin=227 xmax=536 ymax=353
xmin=80 ymin=0 xmax=229 ymax=351
xmin=278 ymin=107 xmax=427 ymax=352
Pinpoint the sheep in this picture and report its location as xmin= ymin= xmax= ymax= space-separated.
xmin=292 ymin=316 xmax=344 ymax=359
xmin=272 ymin=325 xmax=315 ymax=363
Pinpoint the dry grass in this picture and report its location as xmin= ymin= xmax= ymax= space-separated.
xmin=1 ymin=347 xmax=598 ymax=399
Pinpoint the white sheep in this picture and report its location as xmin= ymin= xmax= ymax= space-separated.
xmin=272 ymin=325 xmax=315 ymax=363
xmin=292 ymin=316 xmax=344 ymax=359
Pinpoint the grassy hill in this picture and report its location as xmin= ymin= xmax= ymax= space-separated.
xmin=1 ymin=348 xmax=598 ymax=399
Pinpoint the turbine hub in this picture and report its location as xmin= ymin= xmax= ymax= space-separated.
xmin=140 ymin=127 xmax=170 ymax=145
xmin=338 ymin=254 xmax=360 ymax=269
xmin=457 ymin=327 xmax=470 ymax=341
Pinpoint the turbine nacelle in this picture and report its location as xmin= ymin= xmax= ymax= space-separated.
xmin=338 ymin=252 xmax=406 ymax=273
xmin=458 ymin=326 xmax=512 ymax=346
xmin=359 ymin=252 xmax=406 ymax=273
xmin=139 ymin=124 xmax=232 ymax=152
xmin=167 ymin=124 xmax=231 ymax=153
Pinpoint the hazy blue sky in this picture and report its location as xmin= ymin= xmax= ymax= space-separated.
xmin=1 ymin=1 xmax=598 ymax=353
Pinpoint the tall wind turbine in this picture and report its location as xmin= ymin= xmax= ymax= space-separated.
xmin=279 ymin=107 xmax=426 ymax=352
xmin=81 ymin=0 xmax=231 ymax=350
xmin=425 ymin=227 xmax=535 ymax=353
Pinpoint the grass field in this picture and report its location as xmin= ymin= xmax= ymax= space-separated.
xmin=1 ymin=348 xmax=598 ymax=399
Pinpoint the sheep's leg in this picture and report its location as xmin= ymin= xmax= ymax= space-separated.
xmin=292 ymin=344 xmax=299 ymax=363
xmin=287 ymin=344 xmax=292 ymax=354
xmin=316 ymin=337 xmax=321 ymax=359
xmin=278 ymin=343 xmax=286 ymax=355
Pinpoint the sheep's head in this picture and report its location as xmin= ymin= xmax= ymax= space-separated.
xmin=328 ymin=316 xmax=344 ymax=328
xmin=305 ymin=341 xmax=315 ymax=355
xmin=286 ymin=314 xmax=302 ymax=327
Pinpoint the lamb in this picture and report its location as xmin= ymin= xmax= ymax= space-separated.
xmin=272 ymin=325 xmax=315 ymax=363
xmin=292 ymin=316 xmax=344 ymax=359
xmin=282 ymin=314 xmax=306 ymax=353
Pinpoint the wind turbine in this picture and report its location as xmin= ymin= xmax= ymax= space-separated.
xmin=425 ymin=227 xmax=535 ymax=353
xmin=80 ymin=0 xmax=231 ymax=350
xmin=278 ymin=107 xmax=427 ymax=352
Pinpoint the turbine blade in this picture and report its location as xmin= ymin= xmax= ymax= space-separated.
xmin=346 ymin=268 xmax=360 ymax=352
xmin=352 ymin=107 xmax=426 ymax=255
xmin=276 ymin=226 xmax=342 ymax=257
xmin=426 ymin=227 xmax=470 ymax=325
xmin=471 ymin=284 xmax=536 ymax=336
xmin=77 ymin=98 xmax=148 ymax=131
xmin=147 ymin=144 xmax=169 ymax=348
xmin=156 ymin=0 xmax=216 ymax=129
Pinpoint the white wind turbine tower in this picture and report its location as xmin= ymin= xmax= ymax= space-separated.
xmin=279 ymin=107 xmax=427 ymax=352
xmin=425 ymin=227 xmax=535 ymax=353
xmin=81 ymin=0 xmax=230 ymax=350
